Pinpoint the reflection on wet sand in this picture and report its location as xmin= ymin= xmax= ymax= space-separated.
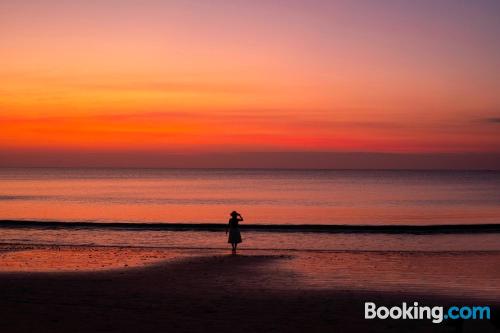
xmin=0 ymin=245 xmax=184 ymax=272
xmin=1 ymin=244 xmax=499 ymax=302
xmin=0 ymin=247 xmax=498 ymax=333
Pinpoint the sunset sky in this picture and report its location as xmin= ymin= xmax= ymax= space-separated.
xmin=1 ymin=0 xmax=500 ymax=168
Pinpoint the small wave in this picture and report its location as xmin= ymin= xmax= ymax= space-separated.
xmin=0 ymin=220 xmax=499 ymax=234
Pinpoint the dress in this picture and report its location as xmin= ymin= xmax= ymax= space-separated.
xmin=227 ymin=218 xmax=242 ymax=244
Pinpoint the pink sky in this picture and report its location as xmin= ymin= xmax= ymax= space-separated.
xmin=1 ymin=1 xmax=500 ymax=168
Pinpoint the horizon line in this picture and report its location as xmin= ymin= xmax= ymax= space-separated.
xmin=1 ymin=166 xmax=500 ymax=172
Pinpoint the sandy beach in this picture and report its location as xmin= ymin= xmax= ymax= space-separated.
xmin=0 ymin=244 xmax=498 ymax=333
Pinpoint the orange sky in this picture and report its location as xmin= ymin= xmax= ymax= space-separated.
xmin=1 ymin=1 xmax=500 ymax=167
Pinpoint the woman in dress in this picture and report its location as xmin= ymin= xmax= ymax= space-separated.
xmin=226 ymin=211 xmax=243 ymax=253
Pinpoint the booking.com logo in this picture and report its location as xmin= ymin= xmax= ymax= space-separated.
xmin=365 ymin=302 xmax=491 ymax=324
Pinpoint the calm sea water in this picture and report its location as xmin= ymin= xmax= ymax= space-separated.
xmin=1 ymin=168 xmax=499 ymax=225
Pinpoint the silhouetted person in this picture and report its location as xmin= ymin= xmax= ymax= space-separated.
xmin=226 ymin=211 xmax=243 ymax=253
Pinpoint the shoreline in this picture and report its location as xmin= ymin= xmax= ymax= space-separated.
xmin=1 ymin=242 xmax=500 ymax=254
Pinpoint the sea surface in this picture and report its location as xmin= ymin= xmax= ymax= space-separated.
xmin=1 ymin=167 xmax=499 ymax=252
xmin=1 ymin=168 xmax=499 ymax=300
xmin=1 ymin=168 xmax=499 ymax=225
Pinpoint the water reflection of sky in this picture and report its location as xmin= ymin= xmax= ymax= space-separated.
xmin=1 ymin=228 xmax=499 ymax=252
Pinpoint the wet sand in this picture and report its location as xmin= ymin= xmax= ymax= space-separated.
xmin=0 ymin=244 xmax=498 ymax=332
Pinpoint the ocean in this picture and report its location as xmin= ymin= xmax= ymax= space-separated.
xmin=1 ymin=168 xmax=499 ymax=300
xmin=1 ymin=167 xmax=499 ymax=251
xmin=1 ymin=168 xmax=499 ymax=225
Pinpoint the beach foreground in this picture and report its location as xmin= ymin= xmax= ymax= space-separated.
xmin=0 ymin=244 xmax=498 ymax=333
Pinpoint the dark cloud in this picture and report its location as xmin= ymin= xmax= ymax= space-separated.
xmin=483 ymin=117 xmax=500 ymax=123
